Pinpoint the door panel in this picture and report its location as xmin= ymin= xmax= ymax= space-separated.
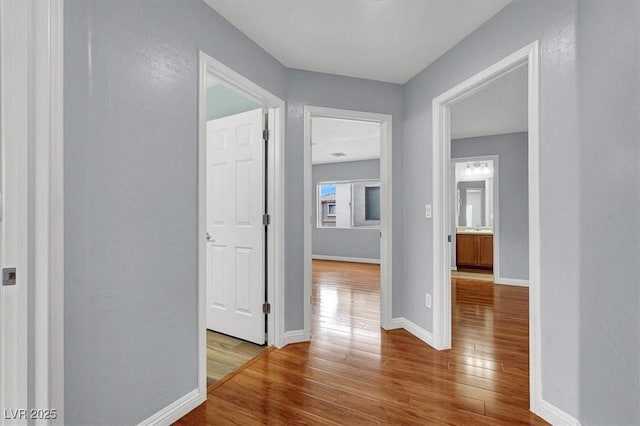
xmin=456 ymin=234 xmax=477 ymax=266
xmin=206 ymin=108 xmax=265 ymax=345
xmin=478 ymin=235 xmax=494 ymax=268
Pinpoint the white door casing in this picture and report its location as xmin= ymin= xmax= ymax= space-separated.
xmin=431 ymin=41 xmax=547 ymax=420
xmin=206 ymin=108 xmax=266 ymax=345
xmin=1 ymin=0 xmax=31 ymax=420
xmin=0 ymin=1 xmax=64 ymax=423
xmin=303 ymin=106 xmax=393 ymax=340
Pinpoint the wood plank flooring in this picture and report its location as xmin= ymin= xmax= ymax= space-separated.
xmin=177 ymin=260 xmax=547 ymax=425
xmin=206 ymin=331 xmax=266 ymax=386
xmin=451 ymin=269 xmax=494 ymax=282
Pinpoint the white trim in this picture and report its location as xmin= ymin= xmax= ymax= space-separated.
xmin=0 ymin=1 xmax=64 ymax=423
xmin=197 ymin=51 xmax=287 ymax=401
xmin=494 ymin=277 xmax=529 ymax=287
xmin=450 ymin=155 xmax=499 ymax=278
xmin=538 ymin=400 xmax=581 ymax=426
xmin=282 ymin=330 xmax=306 ymax=346
xmin=304 ymin=106 xmax=393 ymax=342
xmin=389 ymin=317 xmax=405 ymax=330
xmin=431 ymin=41 xmax=541 ymax=415
xmin=390 ymin=317 xmax=434 ymax=347
xmin=137 ymin=389 xmax=204 ymax=426
xmin=311 ymin=255 xmax=380 ymax=264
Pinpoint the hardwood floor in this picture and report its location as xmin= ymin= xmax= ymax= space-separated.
xmin=177 ymin=260 xmax=547 ymax=425
xmin=451 ymin=269 xmax=494 ymax=282
xmin=206 ymin=331 xmax=266 ymax=386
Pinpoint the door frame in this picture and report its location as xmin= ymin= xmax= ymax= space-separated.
xmin=431 ymin=41 xmax=541 ymax=413
xmin=303 ymin=106 xmax=393 ymax=339
xmin=450 ymin=155 xmax=499 ymax=278
xmin=0 ymin=0 xmax=64 ymax=424
xmin=197 ymin=51 xmax=286 ymax=398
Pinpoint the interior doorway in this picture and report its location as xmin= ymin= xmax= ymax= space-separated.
xmin=197 ymin=51 xmax=285 ymax=394
xmin=309 ymin=115 xmax=383 ymax=341
xmin=431 ymin=41 xmax=541 ymax=413
xmin=451 ymin=155 xmax=499 ymax=283
xmin=303 ymin=106 xmax=393 ymax=340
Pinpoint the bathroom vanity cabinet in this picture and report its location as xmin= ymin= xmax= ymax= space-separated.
xmin=456 ymin=233 xmax=493 ymax=270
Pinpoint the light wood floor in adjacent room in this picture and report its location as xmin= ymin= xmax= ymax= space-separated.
xmin=206 ymin=330 xmax=266 ymax=386
xmin=177 ymin=260 xmax=547 ymax=425
xmin=451 ymin=269 xmax=494 ymax=282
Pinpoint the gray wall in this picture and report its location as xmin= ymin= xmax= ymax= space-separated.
xmin=577 ymin=1 xmax=640 ymax=424
xmin=285 ymin=69 xmax=404 ymax=331
xmin=312 ymin=160 xmax=380 ymax=260
xmin=403 ymin=0 xmax=640 ymax=422
xmin=64 ymin=1 xmax=286 ymax=424
xmin=452 ymin=133 xmax=528 ymax=281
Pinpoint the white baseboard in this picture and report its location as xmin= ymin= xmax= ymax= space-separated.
xmin=537 ymin=399 xmax=581 ymax=426
xmin=283 ymin=329 xmax=307 ymax=346
xmin=137 ymin=389 xmax=204 ymax=426
xmin=387 ymin=317 xmax=405 ymax=330
xmin=390 ymin=317 xmax=435 ymax=347
xmin=312 ymin=254 xmax=380 ymax=264
xmin=495 ymin=276 xmax=529 ymax=287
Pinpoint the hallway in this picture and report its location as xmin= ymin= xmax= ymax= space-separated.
xmin=176 ymin=260 xmax=546 ymax=424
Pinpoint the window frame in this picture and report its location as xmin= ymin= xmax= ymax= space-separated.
xmin=316 ymin=179 xmax=381 ymax=229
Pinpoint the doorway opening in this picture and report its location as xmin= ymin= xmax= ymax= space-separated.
xmin=432 ymin=41 xmax=542 ymax=414
xmin=197 ymin=51 xmax=285 ymax=396
xmin=303 ymin=107 xmax=392 ymax=341
xmin=311 ymin=117 xmax=382 ymax=341
xmin=451 ymin=155 xmax=498 ymax=283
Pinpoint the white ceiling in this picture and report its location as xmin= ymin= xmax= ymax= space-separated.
xmin=450 ymin=64 xmax=527 ymax=139
xmin=203 ymin=0 xmax=511 ymax=84
xmin=311 ymin=117 xmax=380 ymax=165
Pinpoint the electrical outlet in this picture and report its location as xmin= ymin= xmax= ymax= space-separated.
xmin=425 ymin=293 xmax=432 ymax=309
xmin=425 ymin=204 xmax=432 ymax=219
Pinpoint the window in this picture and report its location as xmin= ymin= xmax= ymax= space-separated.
xmin=365 ymin=186 xmax=381 ymax=220
xmin=317 ymin=180 xmax=380 ymax=229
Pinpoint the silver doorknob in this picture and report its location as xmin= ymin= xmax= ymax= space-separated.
xmin=206 ymin=232 xmax=215 ymax=242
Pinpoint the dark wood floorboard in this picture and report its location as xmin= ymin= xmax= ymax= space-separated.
xmin=177 ymin=260 xmax=547 ymax=425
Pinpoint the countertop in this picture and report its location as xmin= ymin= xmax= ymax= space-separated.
xmin=456 ymin=227 xmax=493 ymax=235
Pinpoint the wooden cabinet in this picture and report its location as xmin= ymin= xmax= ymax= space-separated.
xmin=456 ymin=234 xmax=493 ymax=270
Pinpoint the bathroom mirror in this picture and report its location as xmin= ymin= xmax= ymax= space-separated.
xmin=454 ymin=159 xmax=494 ymax=229
xmin=457 ymin=183 xmax=486 ymax=227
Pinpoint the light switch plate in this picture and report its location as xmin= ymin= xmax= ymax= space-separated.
xmin=425 ymin=204 xmax=432 ymax=219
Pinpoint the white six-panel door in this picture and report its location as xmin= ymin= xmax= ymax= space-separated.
xmin=206 ymin=108 xmax=266 ymax=345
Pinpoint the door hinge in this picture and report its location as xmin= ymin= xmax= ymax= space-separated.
xmin=262 ymin=213 xmax=271 ymax=226
xmin=262 ymin=302 xmax=271 ymax=314
xmin=2 ymin=268 xmax=16 ymax=286
xmin=448 ymin=235 xmax=452 ymax=242
xmin=263 ymin=129 xmax=270 ymax=142
xmin=379 ymin=231 xmax=382 ymax=238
